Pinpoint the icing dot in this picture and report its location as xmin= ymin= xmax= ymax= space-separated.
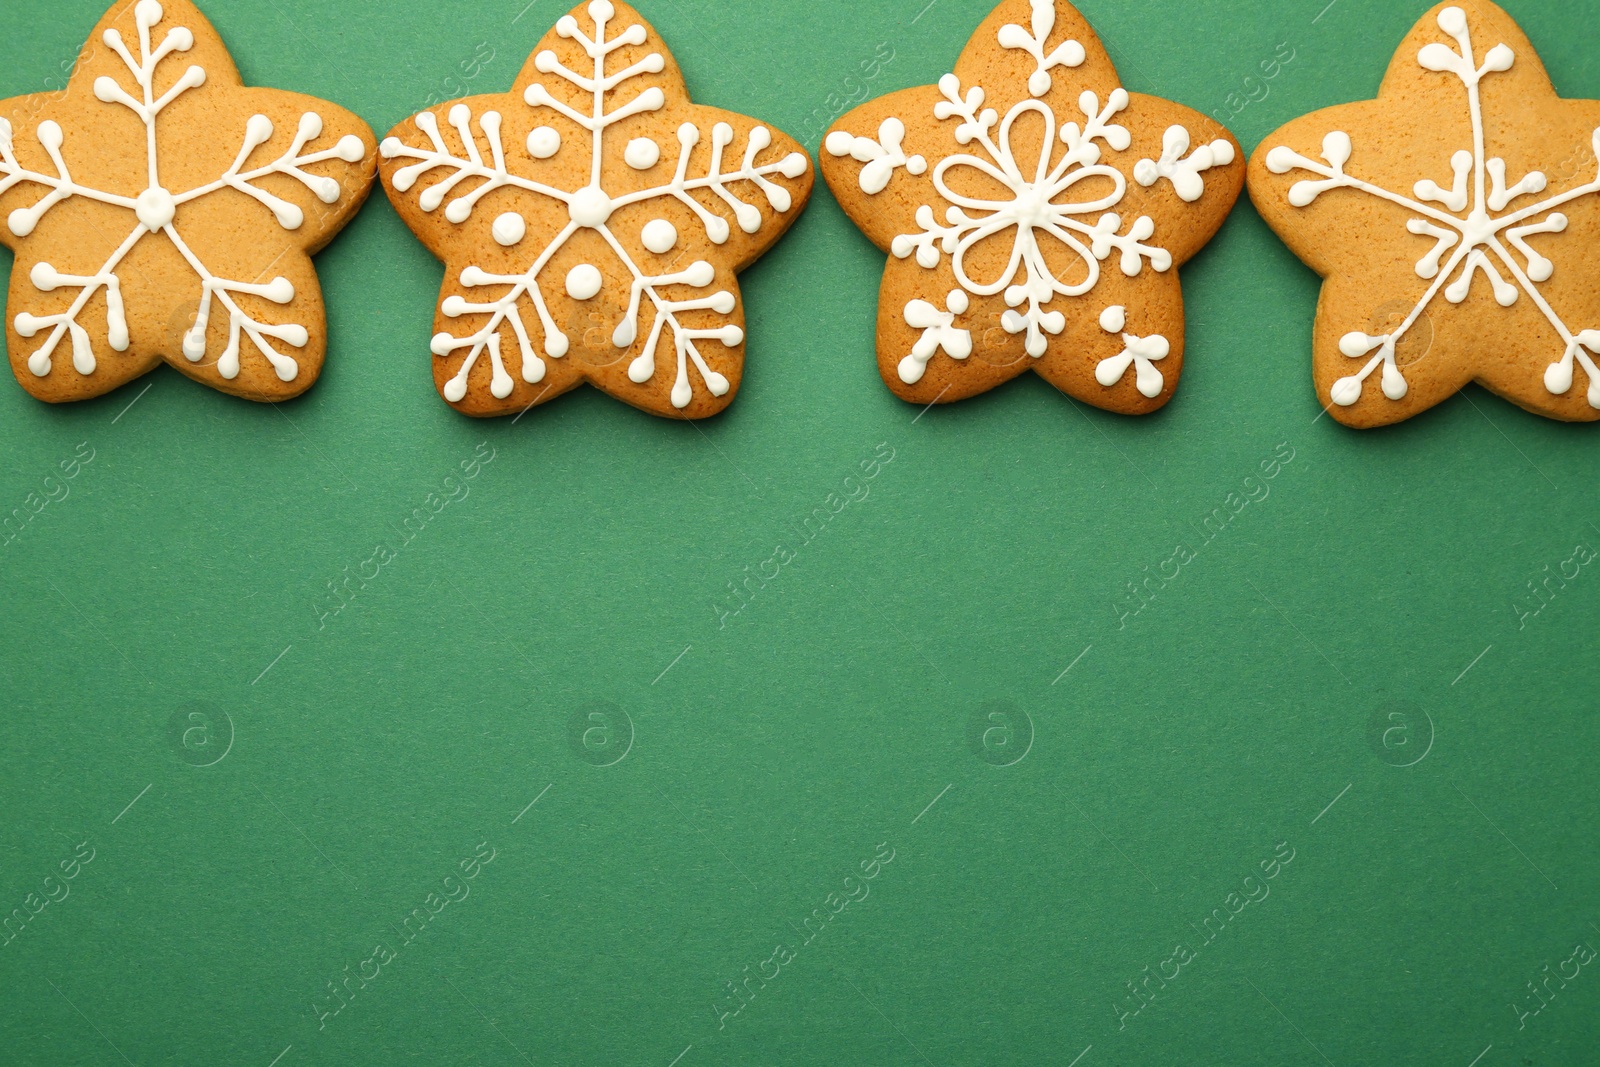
xmin=135 ymin=186 xmax=176 ymax=231
xmin=625 ymin=137 xmax=661 ymax=170
xmin=568 ymin=185 xmax=614 ymax=228
xmin=492 ymin=211 xmax=526 ymax=246
xmin=1099 ymin=306 xmax=1127 ymax=334
xmin=566 ymin=264 xmax=603 ymax=301
xmin=641 ymin=219 xmax=677 ymax=254
xmin=527 ymin=126 xmax=561 ymax=159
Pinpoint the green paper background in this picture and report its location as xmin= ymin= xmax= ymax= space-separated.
xmin=1 ymin=0 xmax=1596 ymax=1064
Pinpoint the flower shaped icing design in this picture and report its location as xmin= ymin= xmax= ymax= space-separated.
xmin=0 ymin=0 xmax=376 ymax=403
xmin=820 ymin=0 xmax=1241 ymax=411
xmin=378 ymin=0 xmax=813 ymax=419
xmin=1249 ymin=1 xmax=1600 ymax=426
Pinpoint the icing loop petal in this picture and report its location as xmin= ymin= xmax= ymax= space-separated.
xmin=902 ymin=72 xmax=1173 ymax=349
xmin=822 ymin=0 xmax=1242 ymax=409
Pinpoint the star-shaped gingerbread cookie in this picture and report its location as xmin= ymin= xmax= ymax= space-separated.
xmin=820 ymin=0 xmax=1242 ymax=412
xmin=0 ymin=0 xmax=377 ymax=403
xmin=1248 ymin=1 xmax=1600 ymax=427
xmin=378 ymin=0 xmax=814 ymax=420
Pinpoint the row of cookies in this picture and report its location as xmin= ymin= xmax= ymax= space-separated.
xmin=0 ymin=0 xmax=1595 ymax=428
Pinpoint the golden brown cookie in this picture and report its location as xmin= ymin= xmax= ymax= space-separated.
xmin=0 ymin=0 xmax=377 ymax=404
xmin=820 ymin=0 xmax=1241 ymax=412
xmin=378 ymin=0 xmax=814 ymax=420
xmin=1248 ymin=1 xmax=1600 ymax=427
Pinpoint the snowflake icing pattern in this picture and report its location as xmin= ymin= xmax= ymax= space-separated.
xmin=1266 ymin=5 xmax=1600 ymax=410
xmin=0 ymin=0 xmax=368 ymax=389
xmin=380 ymin=0 xmax=810 ymax=412
xmin=826 ymin=0 xmax=1234 ymax=396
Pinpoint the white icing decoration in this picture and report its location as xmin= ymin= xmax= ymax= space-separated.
xmin=997 ymin=0 xmax=1087 ymax=98
xmin=829 ymin=25 xmax=1236 ymax=389
xmin=1267 ymin=6 xmax=1600 ymax=410
xmin=566 ymin=263 xmax=603 ymax=300
xmin=842 ymin=77 xmax=1173 ymax=366
xmin=824 ymin=118 xmax=927 ymax=195
xmin=1094 ymin=304 xmax=1169 ymax=398
xmin=135 ymin=186 xmax=176 ymax=230
xmin=0 ymin=1 xmax=366 ymax=382
xmin=1133 ymin=126 xmax=1235 ymax=202
xmin=899 ymin=290 xmax=972 ymax=384
xmin=492 ymin=211 xmax=526 ymax=246
xmin=625 ymin=137 xmax=660 ymax=169
xmin=641 ymin=218 xmax=677 ymax=254
xmin=528 ymin=126 xmax=561 ymax=159
xmin=380 ymin=0 xmax=809 ymax=409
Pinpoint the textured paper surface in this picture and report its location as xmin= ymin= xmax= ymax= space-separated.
xmin=1 ymin=1 xmax=1596 ymax=1065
